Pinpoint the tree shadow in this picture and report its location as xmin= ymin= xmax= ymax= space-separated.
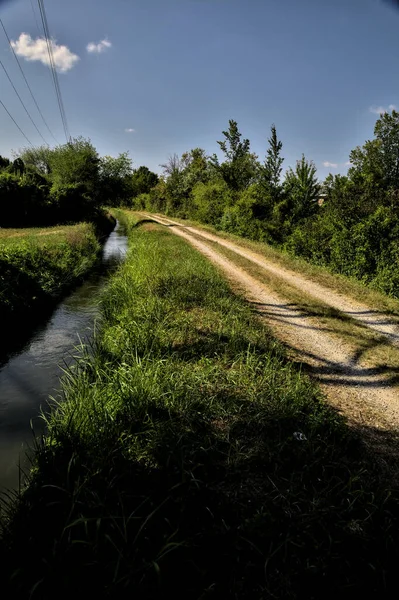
xmin=247 ymin=299 xmax=399 ymax=390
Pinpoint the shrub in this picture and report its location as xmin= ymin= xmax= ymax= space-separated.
xmin=192 ymin=179 xmax=232 ymax=225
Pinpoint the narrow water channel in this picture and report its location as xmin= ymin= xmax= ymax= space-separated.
xmin=0 ymin=222 xmax=128 ymax=492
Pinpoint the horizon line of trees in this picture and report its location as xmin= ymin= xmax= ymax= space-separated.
xmin=134 ymin=111 xmax=399 ymax=298
xmin=0 ymin=140 xmax=159 ymax=227
xmin=3 ymin=111 xmax=399 ymax=298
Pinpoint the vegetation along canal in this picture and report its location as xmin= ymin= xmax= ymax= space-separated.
xmin=0 ymin=221 xmax=128 ymax=491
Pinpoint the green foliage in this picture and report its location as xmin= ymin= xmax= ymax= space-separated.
xmin=141 ymin=111 xmax=399 ymax=300
xmin=221 ymin=184 xmax=271 ymax=240
xmin=217 ymin=119 xmax=251 ymax=163
xmin=132 ymin=192 xmax=151 ymax=210
xmin=99 ymin=152 xmax=134 ymax=205
xmin=349 ymin=110 xmax=399 ymax=190
xmin=0 ymin=155 xmax=10 ymax=170
xmin=156 ymin=149 xmax=213 ymax=216
xmin=18 ymin=145 xmax=52 ymax=175
xmin=48 ymin=137 xmax=100 ymax=199
xmin=261 ymin=123 xmax=284 ymax=205
xmin=147 ymin=179 xmax=168 ymax=213
xmin=192 ymin=179 xmax=232 ymax=225
xmin=211 ymin=119 xmax=258 ymax=191
xmin=2 ymin=219 xmax=398 ymax=598
xmin=131 ymin=165 xmax=159 ymax=198
xmin=11 ymin=138 xmax=114 ymax=225
xmin=0 ymin=223 xmax=100 ymax=323
xmin=284 ymin=110 xmax=399 ymax=299
xmin=0 ymin=171 xmax=49 ymax=227
xmin=283 ymin=155 xmax=320 ymax=226
xmin=2 ymin=139 xmax=152 ymax=225
xmin=11 ymin=157 xmax=25 ymax=176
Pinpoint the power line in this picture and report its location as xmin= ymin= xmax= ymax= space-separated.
xmin=0 ymin=56 xmax=49 ymax=145
xmin=0 ymin=97 xmax=33 ymax=146
xmin=37 ymin=0 xmax=71 ymax=143
xmin=0 ymin=17 xmax=58 ymax=145
xmin=30 ymin=0 xmax=42 ymax=37
xmin=29 ymin=0 xmax=56 ymax=96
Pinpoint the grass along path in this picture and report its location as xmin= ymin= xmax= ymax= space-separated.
xmin=191 ymin=235 xmax=399 ymax=376
xmin=146 ymin=212 xmax=399 ymax=318
xmin=2 ymin=216 xmax=399 ymax=598
xmin=142 ymin=213 xmax=399 ymax=447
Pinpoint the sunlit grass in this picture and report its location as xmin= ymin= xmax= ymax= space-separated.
xmin=0 ymin=222 xmax=100 ymax=324
xmin=0 ymin=222 xmax=93 ymax=245
xmin=139 ymin=210 xmax=399 ymax=315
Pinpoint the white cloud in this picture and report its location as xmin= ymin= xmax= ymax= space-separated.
xmin=10 ymin=33 xmax=79 ymax=73
xmin=369 ymin=104 xmax=397 ymax=115
xmin=323 ymin=161 xmax=338 ymax=168
xmin=87 ymin=39 xmax=112 ymax=54
xmin=125 ymin=128 xmax=135 ymax=133
xmin=345 ymin=161 xmax=352 ymax=167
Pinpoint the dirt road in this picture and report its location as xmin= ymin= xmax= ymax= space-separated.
xmin=143 ymin=214 xmax=399 ymax=450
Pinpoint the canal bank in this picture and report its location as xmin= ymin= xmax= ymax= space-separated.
xmin=0 ymin=221 xmax=128 ymax=491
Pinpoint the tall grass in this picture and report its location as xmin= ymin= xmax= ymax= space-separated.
xmin=1 ymin=215 xmax=399 ymax=598
xmin=0 ymin=223 xmax=100 ymax=325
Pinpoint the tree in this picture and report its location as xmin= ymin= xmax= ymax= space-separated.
xmin=348 ymin=109 xmax=399 ymax=191
xmin=0 ymin=155 xmax=10 ymax=171
xmin=11 ymin=158 xmax=25 ymax=177
xmin=180 ymin=148 xmax=209 ymax=186
xmin=192 ymin=180 xmax=232 ymax=225
xmin=131 ymin=166 xmax=158 ymax=197
xmin=283 ymin=155 xmax=320 ymax=225
xmin=374 ymin=109 xmax=399 ymax=188
xmin=160 ymin=154 xmax=183 ymax=177
xmin=262 ymin=124 xmax=284 ymax=204
xmin=100 ymin=153 xmax=133 ymax=181
xmin=49 ymin=137 xmax=100 ymax=194
xmin=211 ymin=120 xmax=258 ymax=191
xmin=18 ymin=146 xmax=52 ymax=175
xmin=100 ymin=153 xmax=134 ymax=205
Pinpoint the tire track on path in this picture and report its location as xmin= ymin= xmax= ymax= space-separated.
xmin=143 ymin=214 xmax=399 ymax=442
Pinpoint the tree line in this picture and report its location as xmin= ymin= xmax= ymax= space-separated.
xmin=0 ymin=139 xmax=158 ymax=227
xmin=134 ymin=112 xmax=399 ymax=298
xmin=2 ymin=111 xmax=399 ymax=297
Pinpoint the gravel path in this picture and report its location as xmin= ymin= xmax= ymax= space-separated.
xmin=145 ymin=214 xmax=399 ymax=436
xmin=151 ymin=215 xmax=399 ymax=346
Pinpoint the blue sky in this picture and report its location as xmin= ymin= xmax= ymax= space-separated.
xmin=1 ymin=0 xmax=399 ymax=177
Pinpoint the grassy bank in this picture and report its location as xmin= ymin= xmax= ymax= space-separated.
xmin=0 ymin=222 xmax=102 ymax=330
xmin=1 ymin=214 xmax=399 ymax=598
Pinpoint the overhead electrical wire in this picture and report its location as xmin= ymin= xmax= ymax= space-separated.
xmin=30 ymin=0 xmax=42 ymax=37
xmin=0 ymin=17 xmax=58 ymax=145
xmin=0 ymin=56 xmax=49 ymax=145
xmin=29 ymin=0 xmax=55 ymax=94
xmin=0 ymin=97 xmax=33 ymax=146
xmin=37 ymin=0 xmax=71 ymax=143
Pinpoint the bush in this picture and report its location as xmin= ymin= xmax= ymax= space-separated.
xmin=220 ymin=185 xmax=273 ymax=240
xmin=285 ymin=212 xmax=335 ymax=265
xmin=0 ymin=172 xmax=50 ymax=227
xmin=192 ymin=179 xmax=232 ymax=225
xmin=49 ymin=182 xmax=95 ymax=222
xmin=131 ymin=193 xmax=151 ymax=210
